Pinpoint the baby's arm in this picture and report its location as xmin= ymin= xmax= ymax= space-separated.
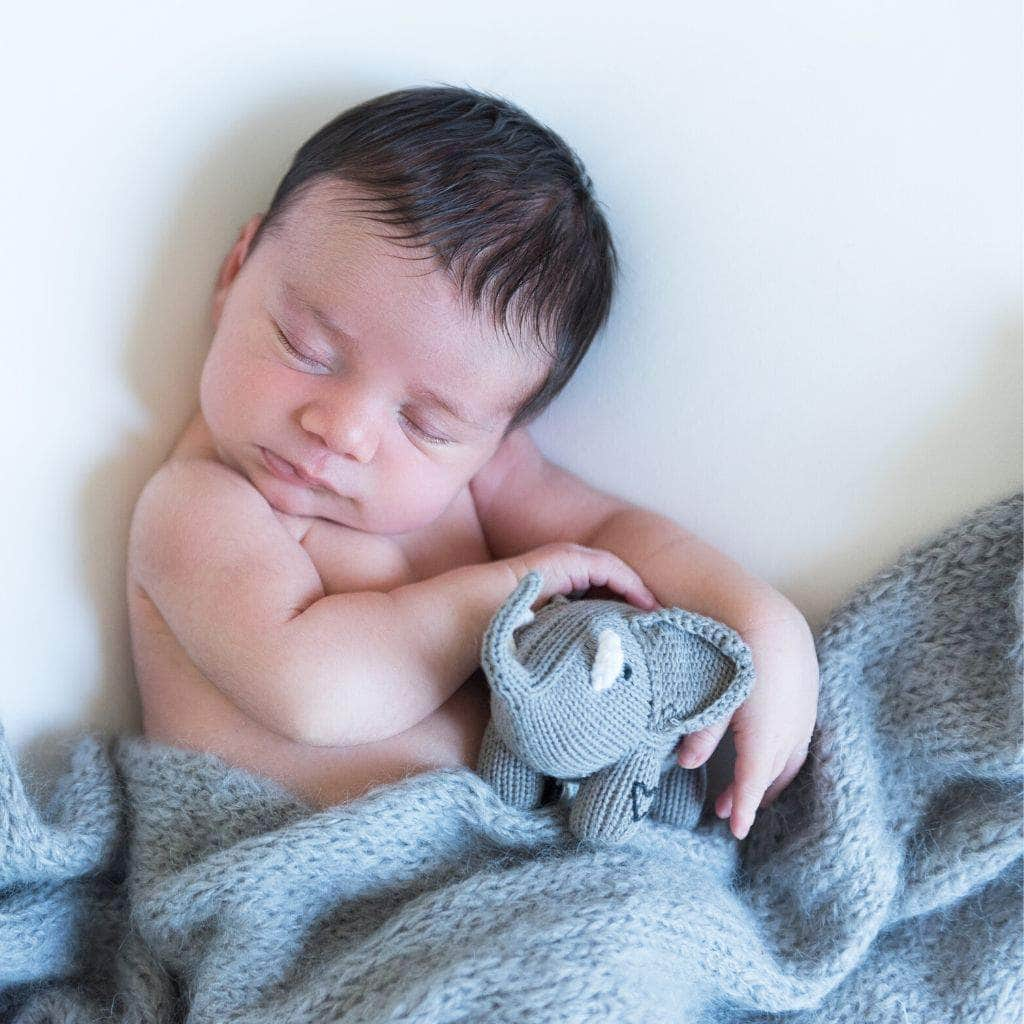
xmin=279 ymin=563 xmax=527 ymax=744
xmin=585 ymin=508 xmax=819 ymax=840
xmin=129 ymin=459 xmax=522 ymax=747
xmin=470 ymin=427 xmax=820 ymax=840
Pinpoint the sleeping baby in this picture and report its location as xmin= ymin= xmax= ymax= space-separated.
xmin=126 ymin=86 xmax=819 ymax=839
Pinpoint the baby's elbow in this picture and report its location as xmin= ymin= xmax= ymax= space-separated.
xmin=222 ymin=677 xmax=323 ymax=747
xmin=282 ymin=689 xmax=402 ymax=748
xmin=286 ymin=711 xmax=354 ymax=748
xmin=275 ymin=690 xmax=354 ymax=748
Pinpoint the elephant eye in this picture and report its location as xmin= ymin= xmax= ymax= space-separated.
xmin=622 ymin=663 xmax=633 ymax=681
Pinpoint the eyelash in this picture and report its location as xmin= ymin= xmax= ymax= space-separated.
xmin=274 ymin=326 xmax=454 ymax=447
xmin=276 ymin=326 xmax=327 ymax=370
xmin=403 ymin=416 xmax=454 ymax=447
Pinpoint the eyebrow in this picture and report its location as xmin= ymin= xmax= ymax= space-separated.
xmin=281 ymin=280 xmax=360 ymax=347
xmin=279 ymin=280 xmax=494 ymax=430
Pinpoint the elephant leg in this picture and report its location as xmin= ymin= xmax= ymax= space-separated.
xmin=570 ymin=746 xmax=663 ymax=844
xmin=650 ymin=763 xmax=707 ymax=828
xmin=476 ymin=719 xmax=546 ymax=809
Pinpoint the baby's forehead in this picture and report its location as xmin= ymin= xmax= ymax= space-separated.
xmin=267 ymin=188 xmax=550 ymax=410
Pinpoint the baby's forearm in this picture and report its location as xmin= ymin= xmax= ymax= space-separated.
xmin=280 ymin=560 xmax=517 ymax=747
xmin=586 ymin=507 xmax=798 ymax=631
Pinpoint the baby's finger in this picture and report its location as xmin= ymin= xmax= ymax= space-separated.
xmin=604 ymin=568 xmax=658 ymax=609
xmin=728 ymin=746 xmax=784 ymax=840
xmin=629 ymin=587 xmax=660 ymax=610
xmin=715 ymin=783 xmax=734 ymax=820
xmin=676 ymin=716 xmax=730 ymax=769
xmin=582 ymin=548 xmax=657 ymax=609
xmin=758 ymin=743 xmax=810 ymax=808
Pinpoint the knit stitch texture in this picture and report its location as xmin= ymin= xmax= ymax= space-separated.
xmin=1 ymin=493 xmax=1021 ymax=1023
xmin=476 ymin=573 xmax=755 ymax=843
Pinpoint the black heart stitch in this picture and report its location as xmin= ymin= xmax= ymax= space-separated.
xmin=630 ymin=780 xmax=659 ymax=821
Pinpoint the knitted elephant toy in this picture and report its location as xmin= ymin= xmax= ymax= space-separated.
xmin=476 ymin=571 xmax=755 ymax=843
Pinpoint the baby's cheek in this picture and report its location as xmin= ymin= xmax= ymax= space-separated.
xmin=209 ymin=351 xmax=286 ymax=429
xmin=376 ymin=464 xmax=463 ymax=533
xmin=198 ymin=347 xmax=232 ymax=429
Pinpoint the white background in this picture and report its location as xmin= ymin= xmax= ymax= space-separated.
xmin=2 ymin=1 xmax=1020 ymax=776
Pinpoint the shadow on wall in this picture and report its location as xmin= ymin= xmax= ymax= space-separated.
xmin=18 ymin=83 xmax=391 ymax=797
xmin=786 ymin=313 xmax=1023 ymax=634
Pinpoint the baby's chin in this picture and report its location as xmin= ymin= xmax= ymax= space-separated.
xmin=335 ymin=500 xmax=450 ymax=536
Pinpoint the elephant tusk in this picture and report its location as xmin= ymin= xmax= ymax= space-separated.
xmin=591 ymin=628 xmax=624 ymax=691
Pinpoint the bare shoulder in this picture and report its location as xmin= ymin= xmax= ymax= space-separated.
xmin=468 ymin=427 xmax=632 ymax=559
xmin=469 ymin=428 xmax=547 ymax=519
xmin=129 ymin=458 xmax=254 ymax=565
xmin=136 ymin=453 xmax=251 ymax=508
xmin=128 ymin=456 xmax=321 ymax=610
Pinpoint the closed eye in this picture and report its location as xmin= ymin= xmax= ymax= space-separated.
xmin=274 ymin=326 xmax=329 ymax=371
xmin=401 ymin=413 xmax=454 ymax=447
xmin=274 ymin=323 xmax=455 ymax=446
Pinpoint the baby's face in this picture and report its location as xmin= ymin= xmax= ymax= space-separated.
xmin=200 ymin=180 xmax=548 ymax=534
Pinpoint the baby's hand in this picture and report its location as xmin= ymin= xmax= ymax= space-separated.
xmin=506 ymin=542 xmax=659 ymax=611
xmin=676 ymin=609 xmax=820 ymax=840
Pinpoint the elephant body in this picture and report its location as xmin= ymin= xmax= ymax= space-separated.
xmin=476 ymin=572 xmax=755 ymax=844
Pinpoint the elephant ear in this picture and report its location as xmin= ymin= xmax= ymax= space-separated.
xmin=628 ymin=607 xmax=755 ymax=737
xmin=485 ymin=570 xmax=541 ymax=662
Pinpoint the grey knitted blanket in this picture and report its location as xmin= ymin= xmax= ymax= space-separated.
xmin=2 ymin=494 xmax=1021 ymax=1023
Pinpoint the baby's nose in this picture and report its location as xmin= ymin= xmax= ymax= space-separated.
xmin=299 ymin=398 xmax=380 ymax=464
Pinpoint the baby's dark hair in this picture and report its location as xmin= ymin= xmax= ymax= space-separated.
xmin=248 ymin=85 xmax=618 ymax=433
